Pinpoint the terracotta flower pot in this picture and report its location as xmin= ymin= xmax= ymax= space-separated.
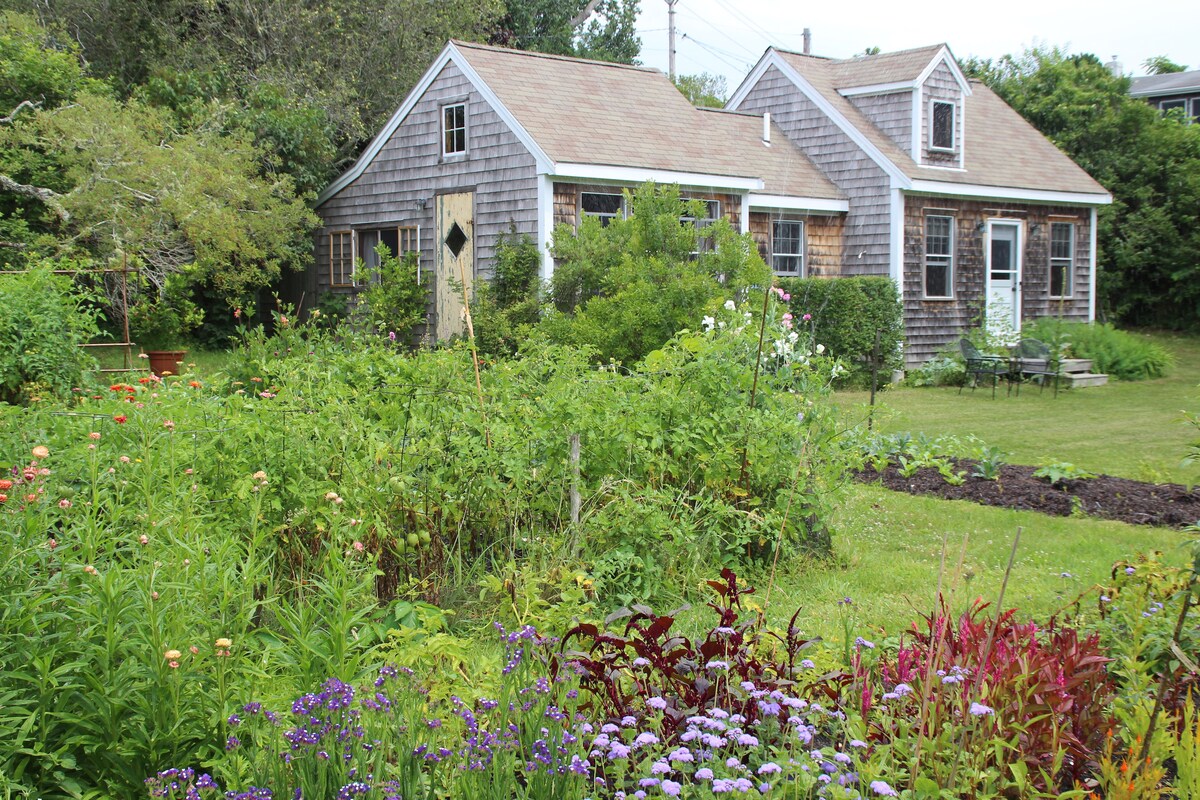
xmin=146 ymin=350 xmax=187 ymax=377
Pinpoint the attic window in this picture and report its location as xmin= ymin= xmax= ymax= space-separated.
xmin=931 ymin=101 xmax=955 ymax=151
xmin=442 ymin=103 xmax=467 ymax=156
xmin=444 ymin=222 xmax=468 ymax=257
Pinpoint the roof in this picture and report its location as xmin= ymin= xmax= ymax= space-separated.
xmin=1130 ymin=70 xmax=1200 ymax=97
xmin=771 ymin=48 xmax=1109 ymax=197
xmin=452 ymin=41 xmax=843 ymax=200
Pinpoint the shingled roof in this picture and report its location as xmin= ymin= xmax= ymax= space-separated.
xmin=454 ymin=41 xmax=843 ymax=200
xmin=1130 ymin=69 xmax=1200 ymax=97
xmin=773 ymin=48 xmax=1109 ymax=197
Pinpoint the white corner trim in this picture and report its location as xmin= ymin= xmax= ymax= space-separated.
xmin=888 ymin=187 xmax=905 ymax=287
xmin=910 ymin=84 xmax=922 ymax=162
xmin=1087 ymin=207 xmax=1098 ymax=322
xmin=537 ymin=174 xmax=555 ymax=281
xmin=907 ymin=180 xmax=1113 ymax=206
xmin=316 ymin=42 xmax=553 ymax=207
xmin=838 ymin=81 xmax=915 ymax=97
xmin=552 ymin=163 xmax=764 ymax=191
xmin=916 ymin=47 xmax=973 ymax=96
xmin=747 ymin=194 xmax=848 ymax=213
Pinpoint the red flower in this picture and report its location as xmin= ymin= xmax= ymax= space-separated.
xmin=0 ymin=479 xmax=11 ymax=490
xmin=113 ymin=415 xmax=128 ymax=424
xmin=0 ymin=493 xmax=7 ymax=503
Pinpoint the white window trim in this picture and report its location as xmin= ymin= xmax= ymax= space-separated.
xmin=441 ymin=102 xmax=467 ymax=158
xmin=929 ymin=100 xmax=956 ymax=153
xmin=1048 ymin=221 xmax=1075 ymax=299
xmin=923 ymin=214 xmax=954 ymax=300
xmin=579 ymin=191 xmax=626 ymax=225
xmin=770 ymin=219 xmax=805 ymax=277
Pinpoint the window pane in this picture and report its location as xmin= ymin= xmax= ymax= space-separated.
xmin=772 ymin=221 xmax=802 ymax=254
xmin=926 ymin=216 xmax=951 ymax=256
xmin=1161 ymin=99 xmax=1186 ymax=112
xmin=581 ymin=193 xmax=623 ymax=215
xmin=772 ymin=255 xmax=803 ymax=275
xmin=932 ymin=102 xmax=954 ymax=149
xmin=926 ymin=260 xmax=950 ymax=297
xmin=1050 ymin=223 xmax=1073 ymax=260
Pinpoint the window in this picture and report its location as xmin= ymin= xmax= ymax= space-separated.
xmin=771 ymin=220 xmax=805 ymax=276
xmin=1192 ymin=98 xmax=1200 ymax=123
xmin=358 ymin=226 xmax=420 ymax=281
xmin=1049 ymin=222 xmax=1074 ymax=298
xmin=1160 ymin=99 xmax=1187 ymax=114
xmin=329 ymin=230 xmax=353 ymax=287
xmin=924 ymin=215 xmax=953 ymax=298
xmin=930 ymin=100 xmax=955 ymax=151
xmin=681 ymin=198 xmax=720 ymax=255
xmin=442 ymin=103 xmax=466 ymax=156
xmin=580 ymin=192 xmax=624 ymax=226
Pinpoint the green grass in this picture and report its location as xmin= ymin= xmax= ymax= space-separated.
xmin=92 ymin=345 xmax=235 ymax=378
xmin=837 ymin=330 xmax=1200 ymax=484
xmin=761 ymin=483 xmax=1187 ymax=644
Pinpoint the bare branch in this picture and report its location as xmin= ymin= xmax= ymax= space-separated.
xmin=569 ymin=0 xmax=602 ymax=28
xmin=0 ymin=173 xmax=70 ymax=221
xmin=0 ymin=100 xmax=41 ymax=125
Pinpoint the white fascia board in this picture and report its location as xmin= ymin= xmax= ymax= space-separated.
xmin=838 ymin=81 xmax=915 ymax=97
xmin=908 ymin=180 xmax=1113 ymax=206
xmin=315 ymin=42 xmax=553 ymax=207
xmin=916 ymin=47 xmax=973 ymax=96
xmin=1131 ymin=86 xmax=1200 ymax=98
xmin=761 ymin=52 xmax=911 ymax=187
xmin=726 ymin=50 xmax=773 ymax=109
xmin=552 ymin=163 xmax=764 ymax=191
xmin=888 ymin=187 xmax=905 ymax=287
xmin=747 ymin=194 xmax=848 ymax=213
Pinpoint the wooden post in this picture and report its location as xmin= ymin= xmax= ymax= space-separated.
xmin=569 ymin=434 xmax=581 ymax=526
xmin=868 ymin=328 xmax=881 ymax=431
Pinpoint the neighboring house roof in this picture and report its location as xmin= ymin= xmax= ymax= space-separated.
xmin=737 ymin=47 xmax=1110 ymax=200
xmin=318 ymin=40 xmax=844 ymax=207
xmin=1130 ymin=69 xmax=1200 ymax=98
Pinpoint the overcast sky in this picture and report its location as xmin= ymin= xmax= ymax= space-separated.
xmin=634 ymin=0 xmax=1196 ymax=95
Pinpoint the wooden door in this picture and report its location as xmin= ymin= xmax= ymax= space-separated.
xmin=435 ymin=191 xmax=474 ymax=340
xmin=985 ymin=220 xmax=1022 ymax=336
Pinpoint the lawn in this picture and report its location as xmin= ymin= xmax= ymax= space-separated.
xmin=836 ymin=330 xmax=1200 ymax=484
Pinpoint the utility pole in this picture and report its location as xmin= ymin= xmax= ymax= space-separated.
xmin=666 ymin=0 xmax=679 ymax=80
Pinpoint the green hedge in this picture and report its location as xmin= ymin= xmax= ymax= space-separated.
xmin=777 ymin=276 xmax=903 ymax=386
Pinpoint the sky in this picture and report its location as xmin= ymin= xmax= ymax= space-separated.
xmin=633 ymin=0 xmax=1197 ymax=95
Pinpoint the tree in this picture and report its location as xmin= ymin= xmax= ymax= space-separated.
xmin=487 ymin=0 xmax=640 ymax=63
xmin=976 ymin=47 xmax=1200 ymax=328
xmin=1143 ymin=55 xmax=1188 ymax=75
xmin=674 ymin=73 xmax=726 ymax=108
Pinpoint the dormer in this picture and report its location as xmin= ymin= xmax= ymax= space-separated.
xmin=836 ymin=45 xmax=971 ymax=170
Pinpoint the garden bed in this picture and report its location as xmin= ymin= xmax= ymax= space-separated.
xmin=855 ymin=459 xmax=1200 ymax=528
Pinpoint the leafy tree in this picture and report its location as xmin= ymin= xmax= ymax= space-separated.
xmin=1143 ymin=55 xmax=1188 ymax=75
xmin=488 ymin=0 xmax=640 ymax=63
xmin=974 ymin=46 xmax=1200 ymax=328
xmin=674 ymin=72 xmax=726 ymax=108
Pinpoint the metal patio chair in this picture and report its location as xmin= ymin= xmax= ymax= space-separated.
xmin=1013 ymin=338 xmax=1061 ymax=397
xmin=959 ymin=338 xmax=1011 ymax=398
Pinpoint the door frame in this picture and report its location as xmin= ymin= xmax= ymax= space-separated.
xmin=984 ymin=218 xmax=1023 ymax=333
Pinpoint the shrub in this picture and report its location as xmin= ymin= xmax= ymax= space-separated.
xmin=471 ymin=228 xmax=542 ymax=358
xmin=1024 ymin=319 xmax=1172 ymax=380
xmin=776 ymin=276 xmax=903 ymax=387
xmin=0 ymin=261 xmax=101 ymax=404
xmin=354 ymin=246 xmax=427 ymax=338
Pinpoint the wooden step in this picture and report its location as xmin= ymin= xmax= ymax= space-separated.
xmin=1061 ymin=372 xmax=1108 ymax=388
xmin=1016 ymin=358 xmax=1094 ymax=374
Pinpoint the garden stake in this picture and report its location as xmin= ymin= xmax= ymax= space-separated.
xmin=764 ymin=438 xmax=811 ymax=611
xmin=737 ymin=284 xmax=773 ymax=496
xmin=457 ymin=254 xmax=491 ymax=449
xmin=1137 ymin=572 xmax=1197 ymax=773
xmin=909 ymin=533 xmax=951 ymax=791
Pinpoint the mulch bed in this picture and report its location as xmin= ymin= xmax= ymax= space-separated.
xmin=854 ymin=459 xmax=1200 ymax=529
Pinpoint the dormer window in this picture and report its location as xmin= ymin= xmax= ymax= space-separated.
xmin=442 ymin=103 xmax=467 ymax=157
xmin=930 ymin=101 xmax=955 ymax=151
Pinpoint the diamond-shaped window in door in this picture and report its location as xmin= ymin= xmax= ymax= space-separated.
xmin=444 ymin=222 xmax=468 ymax=257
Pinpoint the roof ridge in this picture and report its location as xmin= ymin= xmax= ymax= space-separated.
xmin=697 ymin=106 xmax=760 ymax=117
xmin=833 ymin=43 xmax=945 ymax=64
xmin=450 ymin=39 xmax=659 ymax=73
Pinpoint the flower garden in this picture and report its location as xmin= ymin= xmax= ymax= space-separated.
xmin=3 ymin=294 xmax=1199 ymax=800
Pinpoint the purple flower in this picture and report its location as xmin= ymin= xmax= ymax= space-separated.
xmin=661 ymin=780 xmax=682 ymax=796
xmin=849 ymin=739 xmax=867 ymax=748
xmin=647 ymin=696 xmax=668 ymax=710
xmin=855 ymin=637 xmax=875 ymax=649
xmin=871 ymin=780 xmax=899 ymax=796
xmin=834 ymin=752 xmax=852 ymax=764
xmin=696 ymin=768 xmax=714 ymax=780
xmin=1125 ymin=566 xmax=1136 ymax=575
xmin=668 ymin=747 xmax=694 ymax=763
xmin=758 ymin=762 xmax=782 ymax=775
xmin=634 ymin=732 xmax=660 ymax=748
xmin=799 ymin=659 xmax=815 ymax=669
xmin=651 ymin=761 xmax=671 ymax=774
xmin=969 ymin=702 xmax=995 ymax=716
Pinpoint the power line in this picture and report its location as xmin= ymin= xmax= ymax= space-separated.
xmin=679 ymin=32 xmax=751 ymax=73
xmin=710 ymin=0 xmax=778 ymax=50
xmin=678 ymin=7 xmax=758 ymax=60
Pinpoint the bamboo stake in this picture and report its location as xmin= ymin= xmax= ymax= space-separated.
xmin=737 ymin=285 xmax=773 ymax=493
xmin=1137 ymin=573 xmax=1197 ymax=771
xmin=456 ymin=251 xmax=490 ymax=449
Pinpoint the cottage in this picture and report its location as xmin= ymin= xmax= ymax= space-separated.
xmin=1130 ymin=69 xmax=1200 ymax=122
xmin=728 ymin=44 xmax=1112 ymax=365
xmin=312 ymin=40 xmax=1111 ymax=367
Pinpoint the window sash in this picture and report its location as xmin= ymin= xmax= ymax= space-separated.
xmin=771 ymin=219 xmax=805 ymax=276
xmin=329 ymin=230 xmax=353 ymax=287
xmin=580 ymin=192 xmax=624 ymax=226
xmin=1049 ymin=222 xmax=1074 ymax=298
xmin=442 ymin=103 xmax=466 ymax=155
xmin=924 ymin=215 xmax=953 ymax=298
xmin=931 ymin=101 xmax=955 ymax=151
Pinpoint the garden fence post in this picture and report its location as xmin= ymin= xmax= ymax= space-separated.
xmin=569 ymin=433 xmax=581 ymax=528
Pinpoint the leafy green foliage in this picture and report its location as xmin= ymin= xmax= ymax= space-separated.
xmin=1033 ymin=461 xmax=1097 ymax=485
xmin=970 ymin=47 xmax=1200 ymax=329
xmin=1024 ymin=319 xmax=1172 ymax=380
xmin=673 ymin=72 xmax=727 ymax=107
xmin=0 ymin=262 xmax=100 ymax=403
xmin=488 ymin=0 xmax=640 ymax=63
xmin=776 ymin=276 xmax=904 ymax=387
xmin=354 ymin=247 xmax=428 ymax=338
xmin=544 ymin=183 xmax=771 ymax=365
xmin=471 ymin=227 xmax=542 ymax=357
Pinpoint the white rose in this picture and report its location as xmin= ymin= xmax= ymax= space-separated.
xmin=724 ymin=300 xmax=736 ymax=311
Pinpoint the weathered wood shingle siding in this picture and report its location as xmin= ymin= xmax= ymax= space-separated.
xmin=901 ymin=195 xmax=1092 ymax=366
xmin=313 ymin=61 xmax=539 ymax=301
xmin=749 ymin=212 xmax=843 ymax=277
xmin=918 ymin=62 xmax=962 ymax=167
xmin=736 ymin=65 xmax=891 ymax=277
xmin=848 ymin=92 xmax=913 ymax=155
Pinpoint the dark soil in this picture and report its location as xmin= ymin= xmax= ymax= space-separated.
xmin=854 ymin=459 xmax=1200 ymax=529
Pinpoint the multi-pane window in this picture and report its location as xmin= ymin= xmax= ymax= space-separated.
xmin=359 ymin=226 xmax=421 ymax=280
xmin=681 ymin=199 xmax=720 ymax=255
xmin=580 ymin=192 xmax=624 ymax=226
xmin=931 ymin=101 xmax=955 ymax=150
xmin=442 ymin=103 xmax=467 ymax=156
xmin=1049 ymin=222 xmax=1074 ymax=298
xmin=924 ymin=215 xmax=953 ymax=298
xmin=771 ymin=220 xmax=805 ymax=276
xmin=329 ymin=230 xmax=353 ymax=287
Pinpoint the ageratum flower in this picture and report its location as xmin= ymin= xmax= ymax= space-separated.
xmin=871 ymin=780 xmax=899 ymax=796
